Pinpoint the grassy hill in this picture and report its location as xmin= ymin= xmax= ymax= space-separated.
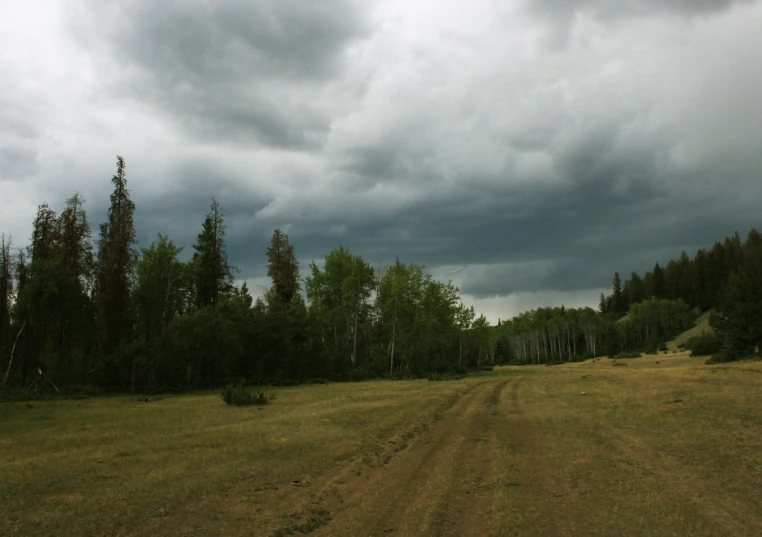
xmin=667 ymin=309 xmax=714 ymax=350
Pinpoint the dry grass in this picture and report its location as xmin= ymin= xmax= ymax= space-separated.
xmin=3 ymin=353 xmax=762 ymax=536
xmin=489 ymin=352 xmax=762 ymax=535
xmin=1 ymin=381 xmax=466 ymax=536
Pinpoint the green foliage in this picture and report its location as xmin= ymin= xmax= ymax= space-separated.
xmin=709 ymin=247 xmax=762 ymax=362
xmin=220 ymin=383 xmax=272 ymax=406
xmin=428 ymin=372 xmax=466 ymax=381
xmin=617 ymin=352 xmax=642 ymax=358
xmin=686 ymin=334 xmax=722 ymax=357
xmin=193 ymin=198 xmax=234 ymax=310
xmin=96 ymin=156 xmax=138 ymax=357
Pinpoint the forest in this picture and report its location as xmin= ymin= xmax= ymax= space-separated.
xmin=1 ymin=157 xmax=760 ymax=394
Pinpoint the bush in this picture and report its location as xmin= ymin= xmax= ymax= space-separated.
xmin=272 ymin=379 xmax=300 ymax=387
xmin=544 ymin=361 xmax=565 ymax=367
xmin=658 ymin=343 xmax=668 ymax=352
xmin=478 ymin=365 xmax=494 ymax=372
xmin=612 ymin=362 xmax=628 ymax=367
xmin=687 ymin=334 xmax=722 ymax=357
xmin=428 ymin=372 xmax=466 ymax=381
xmin=221 ymin=384 xmax=273 ymax=406
xmin=305 ymin=378 xmax=330 ymax=385
xmin=616 ymin=352 xmax=641 ymax=359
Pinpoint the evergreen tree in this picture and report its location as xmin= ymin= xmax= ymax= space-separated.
xmin=192 ymin=198 xmax=233 ymax=309
xmin=611 ymin=272 xmax=625 ymax=315
xmin=627 ymin=272 xmax=646 ymax=306
xmin=266 ymin=229 xmax=300 ymax=307
xmin=710 ymin=247 xmax=762 ymax=360
xmin=29 ymin=203 xmax=58 ymax=263
xmin=651 ymin=263 xmax=667 ymax=299
xmin=95 ymin=156 xmax=137 ymax=361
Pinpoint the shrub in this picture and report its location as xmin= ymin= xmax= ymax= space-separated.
xmin=544 ymin=361 xmax=565 ymax=367
xmin=687 ymin=334 xmax=722 ymax=357
xmin=612 ymin=362 xmax=628 ymax=367
xmin=305 ymin=378 xmax=330 ymax=385
xmin=478 ymin=365 xmax=494 ymax=372
xmin=428 ymin=372 xmax=466 ymax=381
xmin=658 ymin=343 xmax=668 ymax=352
xmin=616 ymin=352 xmax=641 ymax=359
xmin=221 ymin=384 xmax=273 ymax=406
xmin=272 ymin=379 xmax=300 ymax=387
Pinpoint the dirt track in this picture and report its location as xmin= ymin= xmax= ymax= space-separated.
xmin=272 ymin=376 xmax=762 ymax=537
xmin=308 ymin=380 xmax=509 ymax=536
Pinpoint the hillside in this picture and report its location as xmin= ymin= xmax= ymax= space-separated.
xmin=667 ymin=310 xmax=714 ymax=350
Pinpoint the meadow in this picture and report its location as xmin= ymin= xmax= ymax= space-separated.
xmin=3 ymin=352 xmax=762 ymax=536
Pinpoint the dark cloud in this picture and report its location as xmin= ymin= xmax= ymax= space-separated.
xmin=70 ymin=0 xmax=372 ymax=148
xmin=530 ymin=0 xmax=753 ymax=20
xmin=4 ymin=0 xmax=762 ymax=319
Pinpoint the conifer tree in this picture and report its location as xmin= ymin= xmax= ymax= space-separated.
xmin=651 ymin=263 xmax=667 ymax=299
xmin=266 ymin=229 xmax=300 ymax=307
xmin=611 ymin=272 xmax=625 ymax=315
xmin=96 ymin=156 xmax=137 ymax=357
xmin=192 ymin=198 xmax=233 ymax=309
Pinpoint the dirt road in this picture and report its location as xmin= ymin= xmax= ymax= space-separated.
xmin=269 ymin=375 xmax=762 ymax=537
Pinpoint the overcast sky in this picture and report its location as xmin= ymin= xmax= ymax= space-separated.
xmin=2 ymin=0 xmax=761 ymax=322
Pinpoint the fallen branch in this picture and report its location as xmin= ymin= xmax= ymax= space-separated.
xmin=3 ymin=319 xmax=26 ymax=387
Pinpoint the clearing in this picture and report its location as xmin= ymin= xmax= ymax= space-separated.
xmin=3 ymin=352 xmax=762 ymax=536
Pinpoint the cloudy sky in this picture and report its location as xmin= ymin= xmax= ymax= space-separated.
xmin=2 ymin=0 xmax=761 ymax=322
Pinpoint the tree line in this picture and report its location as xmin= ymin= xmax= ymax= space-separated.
xmin=1 ymin=157 xmax=758 ymax=392
xmin=597 ymin=229 xmax=762 ymax=361
xmin=0 ymin=157 xmax=495 ymax=393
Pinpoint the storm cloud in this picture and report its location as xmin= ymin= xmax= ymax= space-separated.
xmin=2 ymin=0 xmax=761 ymax=320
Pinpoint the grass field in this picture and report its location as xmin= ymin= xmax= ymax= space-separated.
xmin=3 ymin=352 xmax=762 ymax=536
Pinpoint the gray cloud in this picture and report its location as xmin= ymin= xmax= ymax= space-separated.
xmin=69 ymin=0 xmax=372 ymax=149
xmin=2 ymin=0 xmax=762 ymax=320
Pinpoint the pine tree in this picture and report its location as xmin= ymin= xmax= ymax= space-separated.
xmin=56 ymin=193 xmax=94 ymax=285
xmin=627 ymin=272 xmax=646 ymax=306
xmin=611 ymin=272 xmax=625 ymax=315
xmin=266 ymin=229 xmax=300 ymax=307
xmin=96 ymin=156 xmax=137 ymax=357
xmin=192 ymin=198 xmax=233 ymax=309
xmin=710 ymin=247 xmax=762 ymax=359
xmin=651 ymin=263 xmax=667 ymax=299
xmin=29 ymin=203 xmax=58 ymax=263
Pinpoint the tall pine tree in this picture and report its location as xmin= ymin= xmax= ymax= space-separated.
xmin=96 ymin=156 xmax=137 ymax=358
xmin=192 ymin=198 xmax=233 ymax=309
xmin=267 ymin=229 xmax=300 ymax=307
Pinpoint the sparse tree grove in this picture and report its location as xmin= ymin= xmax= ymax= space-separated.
xmin=1 ymin=158 xmax=760 ymax=394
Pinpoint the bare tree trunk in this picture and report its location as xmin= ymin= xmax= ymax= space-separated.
xmin=351 ymin=306 xmax=358 ymax=367
xmin=3 ymin=319 xmax=26 ymax=387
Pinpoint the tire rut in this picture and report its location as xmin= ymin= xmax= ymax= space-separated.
xmin=308 ymin=379 xmax=510 ymax=537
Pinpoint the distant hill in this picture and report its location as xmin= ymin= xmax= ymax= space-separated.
xmin=667 ymin=310 xmax=714 ymax=350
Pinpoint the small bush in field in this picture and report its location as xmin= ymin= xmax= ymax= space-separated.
xmin=221 ymin=384 xmax=273 ymax=406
